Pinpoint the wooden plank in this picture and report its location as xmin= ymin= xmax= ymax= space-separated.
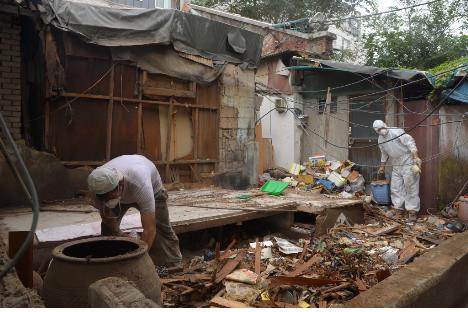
xmin=215 ymin=251 xmax=244 ymax=283
xmin=8 ymin=231 xmax=33 ymax=288
xmin=255 ymin=238 xmax=261 ymax=276
xmin=287 ymin=254 xmax=321 ymax=277
xmin=210 ymin=296 xmax=250 ymax=308
xmin=52 ymin=92 xmax=218 ymax=110
xmin=60 ymin=159 xmax=218 ymax=166
xmin=220 ymin=239 xmax=237 ymax=260
xmin=192 ymin=108 xmax=199 ymax=181
xmin=370 ymin=224 xmax=400 ymax=236
xmin=143 ymin=86 xmax=196 ymax=98
xmin=165 ymin=97 xmax=174 ymax=181
xmin=105 ymin=64 xmax=115 ymax=160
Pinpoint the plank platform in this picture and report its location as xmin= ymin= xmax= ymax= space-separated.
xmin=2 ymin=188 xmax=362 ymax=244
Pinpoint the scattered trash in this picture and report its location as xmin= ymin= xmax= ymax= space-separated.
xmin=160 ymin=200 xmax=460 ymax=308
xmin=289 ymin=163 xmax=305 ymax=175
xmin=224 ymin=281 xmax=261 ymax=304
xmin=249 ymin=240 xmax=273 ymax=249
xmin=274 ymin=237 xmax=303 ymax=254
xmin=226 ymin=269 xmax=258 ymax=285
xmin=260 ymin=180 xmax=289 ymax=196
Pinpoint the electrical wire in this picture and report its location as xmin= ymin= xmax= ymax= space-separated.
xmin=288 ymin=106 xmax=468 ymax=168
xmin=0 ymin=112 xmax=40 ymax=281
xmin=259 ymin=76 xmax=466 ymax=162
xmin=320 ymin=0 xmax=443 ymax=26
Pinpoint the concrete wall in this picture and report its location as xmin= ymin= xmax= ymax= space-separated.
xmin=259 ymin=95 xmax=300 ymax=169
xmin=345 ymin=231 xmax=468 ymax=307
xmin=218 ymin=64 xmax=257 ymax=186
xmin=438 ymin=104 xmax=468 ymax=207
xmin=0 ymin=10 xmax=22 ymax=140
xmin=301 ymin=95 xmax=349 ymax=162
xmin=0 ymin=142 xmax=90 ymax=207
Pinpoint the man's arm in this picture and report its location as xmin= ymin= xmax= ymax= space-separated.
xmin=378 ymin=140 xmax=389 ymax=173
xmin=140 ymin=212 xmax=156 ymax=248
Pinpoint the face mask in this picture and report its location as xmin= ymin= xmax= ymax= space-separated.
xmin=378 ymin=129 xmax=389 ymax=136
xmin=105 ymin=197 xmax=121 ymax=209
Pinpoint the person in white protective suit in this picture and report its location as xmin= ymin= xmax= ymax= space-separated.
xmin=373 ymin=120 xmax=422 ymax=222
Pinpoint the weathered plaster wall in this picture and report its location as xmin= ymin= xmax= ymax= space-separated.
xmin=301 ymin=95 xmax=349 ymax=162
xmin=218 ymin=64 xmax=257 ymax=186
xmin=0 ymin=142 xmax=90 ymax=207
xmin=259 ymin=95 xmax=299 ymax=169
xmin=438 ymin=105 xmax=468 ymax=207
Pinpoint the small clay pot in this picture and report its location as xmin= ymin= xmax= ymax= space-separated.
xmin=43 ymin=236 xmax=161 ymax=307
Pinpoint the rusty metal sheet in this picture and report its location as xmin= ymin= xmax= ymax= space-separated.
xmin=404 ymin=100 xmax=439 ymax=213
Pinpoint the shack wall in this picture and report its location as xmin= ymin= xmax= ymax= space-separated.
xmin=438 ymin=104 xmax=468 ymax=207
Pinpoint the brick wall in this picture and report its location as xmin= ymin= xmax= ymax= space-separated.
xmin=0 ymin=12 xmax=22 ymax=140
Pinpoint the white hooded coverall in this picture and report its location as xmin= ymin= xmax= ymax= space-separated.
xmin=374 ymin=120 xmax=420 ymax=212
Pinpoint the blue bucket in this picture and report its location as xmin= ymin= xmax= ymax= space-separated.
xmin=371 ymin=183 xmax=391 ymax=205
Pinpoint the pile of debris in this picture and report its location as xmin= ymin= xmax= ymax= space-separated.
xmin=259 ymin=157 xmax=366 ymax=199
xmin=159 ymin=204 xmax=462 ymax=308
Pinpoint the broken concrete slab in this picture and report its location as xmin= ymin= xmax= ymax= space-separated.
xmin=88 ymin=277 xmax=160 ymax=308
xmin=344 ymin=231 xmax=468 ymax=308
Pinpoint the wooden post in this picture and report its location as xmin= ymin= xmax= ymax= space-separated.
xmin=137 ymin=71 xmax=144 ymax=154
xmin=324 ymin=87 xmax=331 ymax=151
xmin=165 ymin=97 xmax=174 ymax=181
xmin=193 ymin=108 xmax=199 ymax=181
xmin=44 ymin=100 xmax=50 ymax=151
xmin=105 ymin=63 xmax=115 ymax=160
xmin=8 ymin=231 xmax=33 ymax=288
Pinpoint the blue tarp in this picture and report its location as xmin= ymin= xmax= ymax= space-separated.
xmin=443 ymin=79 xmax=468 ymax=104
xmin=442 ymin=64 xmax=468 ymax=104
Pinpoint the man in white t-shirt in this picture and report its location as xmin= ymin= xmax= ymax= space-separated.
xmin=87 ymin=155 xmax=182 ymax=266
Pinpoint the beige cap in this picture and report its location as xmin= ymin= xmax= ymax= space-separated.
xmin=87 ymin=166 xmax=123 ymax=195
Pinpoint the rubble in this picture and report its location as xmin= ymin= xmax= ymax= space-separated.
xmin=258 ymin=157 xmax=369 ymax=200
xmin=159 ymin=203 xmax=463 ymax=308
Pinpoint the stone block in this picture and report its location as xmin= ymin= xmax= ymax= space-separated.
xmin=88 ymin=277 xmax=160 ymax=308
xmin=314 ymin=204 xmax=364 ymax=236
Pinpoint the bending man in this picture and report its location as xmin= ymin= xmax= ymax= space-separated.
xmin=373 ymin=120 xmax=422 ymax=222
xmin=87 ymin=154 xmax=182 ymax=266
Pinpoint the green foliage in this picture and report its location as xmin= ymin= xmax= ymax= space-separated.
xmin=363 ymin=0 xmax=468 ymax=70
xmin=428 ymin=56 xmax=468 ymax=88
xmin=192 ymin=0 xmax=376 ymax=23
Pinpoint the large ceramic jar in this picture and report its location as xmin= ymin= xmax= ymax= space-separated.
xmin=43 ymin=236 xmax=161 ymax=307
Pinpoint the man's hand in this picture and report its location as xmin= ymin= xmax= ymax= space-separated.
xmin=140 ymin=212 xmax=156 ymax=248
xmin=414 ymin=157 xmax=422 ymax=167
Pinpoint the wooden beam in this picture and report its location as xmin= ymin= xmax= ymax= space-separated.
xmin=165 ymin=97 xmax=174 ymax=182
xmin=143 ymin=86 xmax=196 ymax=98
xmin=50 ymin=92 xmax=218 ymax=110
xmin=105 ymin=64 xmax=115 ymax=160
xmin=60 ymin=159 xmax=218 ymax=166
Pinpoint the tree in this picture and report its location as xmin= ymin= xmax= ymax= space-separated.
xmin=363 ymin=0 xmax=468 ymax=70
xmin=191 ymin=0 xmax=376 ymax=24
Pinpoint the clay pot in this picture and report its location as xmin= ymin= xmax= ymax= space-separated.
xmin=455 ymin=196 xmax=468 ymax=224
xmin=43 ymin=236 xmax=161 ymax=307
